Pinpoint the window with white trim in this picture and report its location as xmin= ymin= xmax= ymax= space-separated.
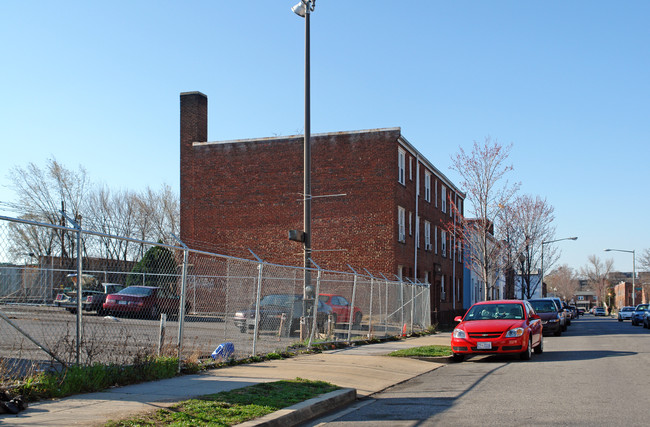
xmin=441 ymin=186 xmax=447 ymax=213
xmin=398 ymin=206 xmax=406 ymax=242
xmin=409 ymin=157 xmax=413 ymax=181
xmin=441 ymin=275 xmax=446 ymax=301
xmin=424 ymin=221 xmax=431 ymax=250
xmin=416 ymin=216 xmax=420 ymax=248
xmin=435 ymin=179 xmax=439 ymax=208
xmin=441 ymin=230 xmax=447 ymax=257
xmin=434 ymin=225 xmax=438 ymax=254
xmin=398 ymin=149 xmax=406 ymax=185
xmin=424 ymin=171 xmax=431 ymax=202
xmin=408 ymin=211 xmax=412 ymax=236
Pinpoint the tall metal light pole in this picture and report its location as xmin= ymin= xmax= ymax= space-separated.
xmin=541 ymin=236 xmax=578 ymax=297
xmin=604 ymin=248 xmax=636 ymax=306
xmin=292 ymin=0 xmax=315 ymax=339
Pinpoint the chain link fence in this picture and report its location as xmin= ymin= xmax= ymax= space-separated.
xmin=0 ymin=215 xmax=431 ymax=383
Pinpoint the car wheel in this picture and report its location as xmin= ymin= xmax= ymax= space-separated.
xmin=353 ymin=311 xmax=363 ymax=326
xmin=562 ymin=324 xmax=567 ymax=332
xmin=239 ymin=325 xmax=247 ymax=333
xmin=631 ymin=319 xmax=637 ymax=326
xmin=452 ymin=353 xmax=464 ymax=362
xmin=534 ymin=336 xmax=544 ymax=355
xmin=553 ymin=328 xmax=562 ymax=337
xmin=520 ymin=337 xmax=532 ymax=360
xmin=618 ymin=317 xmax=623 ymax=322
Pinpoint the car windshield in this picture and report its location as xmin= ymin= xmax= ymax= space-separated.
xmin=529 ymin=301 xmax=557 ymax=313
xmin=622 ymin=307 xmax=634 ymax=312
xmin=635 ymin=304 xmax=649 ymax=311
xmin=318 ymin=295 xmax=330 ymax=303
xmin=260 ymin=294 xmax=299 ymax=306
xmin=118 ymin=287 xmax=153 ymax=297
xmin=464 ymin=303 xmax=524 ymax=320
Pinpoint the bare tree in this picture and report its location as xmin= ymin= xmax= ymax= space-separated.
xmin=7 ymin=158 xmax=90 ymax=261
xmin=510 ymin=195 xmax=556 ymax=299
xmin=580 ymin=255 xmax=614 ymax=308
xmin=638 ymin=248 xmax=650 ymax=272
xmin=7 ymin=160 xmax=179 ymax=264
xmin=449 ymin=137 xmax=520 ymax=300
xmin=545 ymin=264 xmax=579 ymax=301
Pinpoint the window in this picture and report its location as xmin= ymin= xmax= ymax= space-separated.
xmin=409 ymin=211 xmax=412 ymax=236
xmin=435 ymin=179 xmax=439 ymax=208
xmin=424 ymin=221 xmax=431 ymax=250
xmin=409 ymin=157 xmax=413 ymax=181
xmin=398 ymin=206 xmax=406 ymax=242
xmin=441 ymin=186 xmax=447 ymax=213
xmin=398 ymin=149 xmax=406 ymax=185
xmin=441 ymin=230 xmax=447 ymax=257
xmin=434 ymin=225 xmax=438 ymax=254
xmin=416 ymin=216 xmax=420 ymax=248
xmin=441 ymin=275 xmax=446 ymax=301
xmin=424 ymin=171 xmax=431 ymax=202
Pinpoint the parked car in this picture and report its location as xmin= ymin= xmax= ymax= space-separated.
xmin=617 ymin=306 xmax=635 ymax=321
xmin=55 ymin=282 xmax=124 ymax=315
xmin=643 ymin=309 xmax=650 ymax=329
xmin=536 ymin=297 xmax=568 ymax=331
xmin=318 ymin=293 xmax=362 ymax=326
xmin=631 ymin=303 xmax=649 ymax=326
xmin=577 ymin=307 xmax=585 ymax=316
xmin=451 ymin=300 xmax=543 ymax=362
xmin=528 ymin=299 xmax=563 ymax=336
xmin=594 ymin=307 xmax=606 ymax=316
xmin=233 ymin=294 xmax=333 ymax=335
xmin=102 ymin=286 xmax=187 ymax=319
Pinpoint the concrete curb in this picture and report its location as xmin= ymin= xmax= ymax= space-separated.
xmin=234 ymin=388 xmax=357 ymax=427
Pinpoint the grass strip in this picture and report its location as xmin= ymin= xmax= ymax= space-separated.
xmin=105 ymin=378 xmax=339 ymax=427
xmin=388 ymin=345 xmax=453 ymax=358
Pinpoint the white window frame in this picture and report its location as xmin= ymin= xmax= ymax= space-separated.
xmin=398 ymin=148 xmax=406 ymax=185
xmin=441 ymin=186 xmax=447 ymax=213
xmin=398 ymin=206 xmax=406 ymax=242
xmin=409 ymin=211 xmax=412 ymax=236
xmin=441 ymin=230 xmax=447 ymax=257
xmin=434 ymin=225 xmax=438 ymax=254
xmin=416 ymin=216 xmax=420 ymax=248
xmin=441 ymin=275 xmax=446 ymax=301
xmin=435 ymin=179 xmax=439 ymax=208
xmin=424 ymin=171 xmax=431 ymax=202
xmin=424 ymin=221 xmax=431 ymax=250
xmin=409 ymin=157 xmax=413 ymax=181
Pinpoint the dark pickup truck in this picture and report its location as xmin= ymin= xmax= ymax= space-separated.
xmin=55 ymin=280 xmax=124 ymax=315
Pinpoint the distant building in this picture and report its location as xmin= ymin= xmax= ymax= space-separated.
xmin=179 ymin=92 xmax=466 ymax=323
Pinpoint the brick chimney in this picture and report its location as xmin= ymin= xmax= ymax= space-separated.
xmin=180 ymin=91 xmax=207 ymax=242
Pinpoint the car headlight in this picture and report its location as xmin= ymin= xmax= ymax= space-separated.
xmin=505 ymin=327 xmax=524 ymax=337
xmin=453 ymin=329 xmax=466 ymax=339
xmin=548 ymin=318 xmax=559 ymax=323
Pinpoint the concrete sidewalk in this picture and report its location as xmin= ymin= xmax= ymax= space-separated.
xmin=0 ymin=333 xmax=451 ymax=426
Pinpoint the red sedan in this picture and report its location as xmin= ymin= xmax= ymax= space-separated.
xmin=318 ymin=294 xmax=363 ymax=325
xmin=451 ymin=300 xmax=543 ymax=362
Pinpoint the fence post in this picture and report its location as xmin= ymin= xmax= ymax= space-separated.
xmin=172 ymin=235 xmax=189 ymax=374
xmin=249 ymin=250 xmax=264 ymax=356
xmin=62 ymin=212 xmax=83 ymax=365
xmin=308 ymin=259 xmax=322 ymax=347
xmin=346 ymin=265 xmax=358 ymax=343
xmin=380 ymin=273 xmax=389 ymax=336
xmin=364 ymin=269 xmax=374 ymax=339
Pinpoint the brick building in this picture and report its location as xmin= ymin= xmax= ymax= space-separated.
xmin=180 ymin=91 xmax=465 ymax=322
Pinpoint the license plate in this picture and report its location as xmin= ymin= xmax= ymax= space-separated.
xmin=477 ymin=342 xmax=492 ymax=350
xmin=118 ymin=300 xmax=128 ymax=305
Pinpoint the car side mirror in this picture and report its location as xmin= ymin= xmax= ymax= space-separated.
xmin=531 ymin=314 xmax=540 ymax=320
xmin=454 ymin=316 xmax=463 ymax=322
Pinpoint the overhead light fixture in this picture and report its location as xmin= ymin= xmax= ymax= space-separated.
xmin=291 ymin=0 xmax=314 ymax=18
xmin=291 ymin=1 xmax=307 ymax=17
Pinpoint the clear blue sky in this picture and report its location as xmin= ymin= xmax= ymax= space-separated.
xmin=1 ymin=1 xmax=648 ymax=273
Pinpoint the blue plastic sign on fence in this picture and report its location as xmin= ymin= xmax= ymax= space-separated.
xmin=211 ymin=342 xmax=235 ymax=361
